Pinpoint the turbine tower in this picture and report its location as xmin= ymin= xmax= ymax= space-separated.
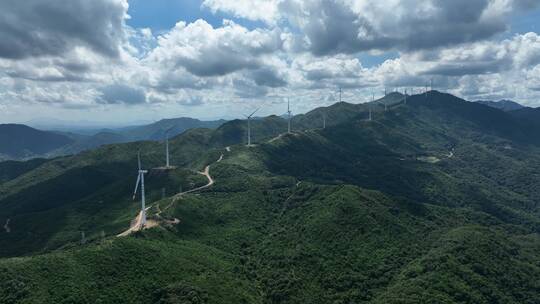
xmin=164 ymin=127 xmax=174 ymax=168
xmin=322 ymin=112 xmax=326 ymax=129
xmin=133 ymin=151 xmax=148 ymax=228
xmin=369 ymin=93 xmax=374 ymax=121
xmin=166 ymin=134 xmax=169 ymax=168
xmin=404 ymin=89 xmax=407 ymax=105
xmin=245 ymin=108 xmax=260 ymax=146
xmin=287 ymin=98 xmax=292 ymax=134
xmin=377 ymin=98 xmax=388 ymax=111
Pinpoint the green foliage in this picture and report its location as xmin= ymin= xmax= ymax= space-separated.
xmin=1 ymin=92 xmax=540 ymax=303
xmin=0 ymin=158 xmax=48 ymax=184
xmin=0 ymin=238 xmax=258 ymax=303
xmin=153 ymin=282 xmax=209 ymax=304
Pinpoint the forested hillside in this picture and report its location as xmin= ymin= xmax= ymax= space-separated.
xmin=1 ymin=92 xmax=539 ymax=304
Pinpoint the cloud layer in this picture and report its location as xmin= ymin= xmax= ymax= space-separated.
xmin=1 ymin=0 xmax=540 ymax=123
xmin=0 ymin=0 xmax=128 ymax=59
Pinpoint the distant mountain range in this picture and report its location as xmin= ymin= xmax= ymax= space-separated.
xmin=4 ymin=98 xmax=538 ymax=162
xmin=0 ymin=124 xmax=74 ymax=161
xmin=475 ymin=99 xmax=525 ymax=111
xmin=0 ymin=117 xmax=226 ymax=161
xmin=474 ymin=99 xmax=540 ymax=129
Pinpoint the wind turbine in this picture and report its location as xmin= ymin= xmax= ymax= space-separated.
xmin=164 ymin=127 xmax=174 ymax=168
xmin=287 ymin=98 xmax=292 ymax=134
xmin=377 ymin=97 xmax=388 ymax=111
xmin=322 ymin=111 xmax=326 ymax=129
xmin=368 ymin=93 xmax=374 ymax=121
xmin=133 ymin=151 xmax=148 ymax=228
xmin=404 ymin=89 xmax=407 ymax=105
xmin=244 ymin=108 xmax=260 ymax=146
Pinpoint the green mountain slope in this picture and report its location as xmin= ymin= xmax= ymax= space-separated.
xmin=0 ymin=158 xmax=48 ymax=184
xmin=1 ymin=92 xmax=540 ymax=303
xmin=0 ymin=124 xmax=74 ymax=160
xmin=509 ymin=106 xmax=540 ymax=131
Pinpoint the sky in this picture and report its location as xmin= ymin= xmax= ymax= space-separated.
xmin=1 ymin=0 xmax=540 ymax=127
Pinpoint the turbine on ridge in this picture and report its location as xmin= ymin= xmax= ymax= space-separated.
xmin=369 ymin=93 xmax=374 ymax=121
xmin=287 ymin=98 xmax=292 ymax=134
xmin=133 ymin=150 xmax=148 ymax=228
xmin=244 ymin=108 xmax=260 ymax=146
xmin=164 ymin=127 xmax=174 ymax=168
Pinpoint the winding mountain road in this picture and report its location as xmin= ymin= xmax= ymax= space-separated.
xmin=118 ymin=151 xmax=225 ymax=237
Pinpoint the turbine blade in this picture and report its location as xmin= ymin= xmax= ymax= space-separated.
xmin=133 ymin=173 xmax=141 ymax=200
xmin=165 ymin=126 xmax=175 ymax=136
xmin=137 ymin=150 xmax=141 ymax=171
xmin=249 ymin=108 xmax=260 ymax=118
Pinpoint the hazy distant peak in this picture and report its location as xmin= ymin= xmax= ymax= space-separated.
xmin=475 ymin=99 xmax=525 ymax=112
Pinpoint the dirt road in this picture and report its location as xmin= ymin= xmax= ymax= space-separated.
xmin=118 ymin=152 xmax=224 ymax=237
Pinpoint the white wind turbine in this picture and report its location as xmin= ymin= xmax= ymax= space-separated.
xmin=164 ymin=127 xmax=174 ymax=168
xmin=404 ymin=89 xmax=408 ymax=105
xmin=244 ymin=108 xmax=260 ymax=146
xmin=133 ymin=151 xmax=148 ymax=228
xmin=425 ymin=79 xmax=434 ymax=100
xmin=287 ymin=98 xmax=292 ymax=134
xmin=322 ymin=111 xmax=326 ymax=129
xmin=377 ymin=95 xmax=388 ymax=111
xmin=369 ymin=93 xmax=374 ymax=121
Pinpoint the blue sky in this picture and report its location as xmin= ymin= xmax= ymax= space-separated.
xmin=127 ymin=0 xmax=219 ymax=31
xmin=510 ymin=9 xmax=540 ymax=33
xmin=127 ymin=0 xmax=265 ymax=32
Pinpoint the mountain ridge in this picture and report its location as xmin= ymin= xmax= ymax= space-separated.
xmin=475 ymin=99 xmax=526 ymax=111
xmin=0 ymin=118 xmax=226 ymax=161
